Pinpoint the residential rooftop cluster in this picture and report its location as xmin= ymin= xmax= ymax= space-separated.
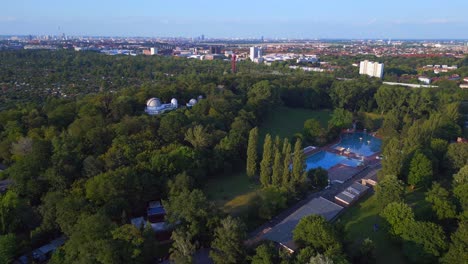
xmin=1 ymin=35 xmax=468 ymax=58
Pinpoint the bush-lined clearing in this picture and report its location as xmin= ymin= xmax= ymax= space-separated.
xmin=405 ymin=187 xmax=432 ymax=220
xmin=259 ymin=107 xmax=331 ymax=146
xmin=362 ymin=112 xmax=384 ymax=129
xmin=204 ymin=108 xmax=331 ymax=216
xmin=337 ymin=194 xmax=407 ymax=264
xmin=204 ymin=172 xmax=259 ymax=214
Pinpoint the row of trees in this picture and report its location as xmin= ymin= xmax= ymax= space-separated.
xmin=373 ymin=79 xmax=467 ymax=263
xmin=0 ymin=50 xmax=467 ymax=263
xmin=0 ymin=56 xmax=286 ymax=262
xmin=258 ymin=135 xmax=305 ymax=192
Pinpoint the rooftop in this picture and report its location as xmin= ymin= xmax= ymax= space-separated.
xmin=262 ymin=197 xmax=343 ymax=252
xmin=335 ymin=182 xmax=369 ymax=205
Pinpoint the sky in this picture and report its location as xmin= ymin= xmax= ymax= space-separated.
xmin=1 ymin=0 xmax=468 ymax=39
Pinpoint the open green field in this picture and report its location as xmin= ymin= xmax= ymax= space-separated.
xmin=204 ymin=107 xmax=331 ymax=215
xmin=362 ymin=112 xmax=384 ymax=129
xmin=336 ymin=194 xmax=407 ymax=264
xmin=258 ymin=107 xmax=331 ymax=146
xmin=405 ymin=187 xmax=432 ymax=220
xmin=204 ymin=172 xmax=260 ymax=215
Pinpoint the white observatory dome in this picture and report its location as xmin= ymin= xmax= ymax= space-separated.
xmin=171 ymin=98 xmax=178 ymax=106
xmin=189 ymin=98 xmax=197 ymax=105
xmin=147 ymin=98 xmax=162 ymax=108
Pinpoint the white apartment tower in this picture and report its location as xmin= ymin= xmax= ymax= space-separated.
xmin=249 ymin=46 xmax=262 ymax=61
xmin=359 ymin=60 xmax=384 ymax=78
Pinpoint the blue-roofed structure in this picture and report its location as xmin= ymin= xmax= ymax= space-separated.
xmin=148 ymin=206 xmax=166 ymax=216
xmin=147 ymin=200 xmax=167 ymax=223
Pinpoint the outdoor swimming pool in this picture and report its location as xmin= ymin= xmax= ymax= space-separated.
xmin=305 ymin=151 xmax=361 ymax=171
xmin=334 ymin=132 xmax=382 ymax=157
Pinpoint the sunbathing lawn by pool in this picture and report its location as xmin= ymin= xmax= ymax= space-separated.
xmin=334 ymin=132 xmax=382 ymax=157
xmin=305 ymin=151 xmax=361 ymax=171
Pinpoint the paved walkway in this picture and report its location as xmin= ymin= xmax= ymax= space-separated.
xmin=245 ymin=163 xmax=381 ymax=246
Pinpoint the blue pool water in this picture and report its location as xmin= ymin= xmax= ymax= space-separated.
xmin=334 ymin=132 xmax=382 ymax=157
xmin=305 ymin=151 xmax=361 ymax=171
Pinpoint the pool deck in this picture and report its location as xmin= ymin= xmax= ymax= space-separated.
xmin=303 ymin=130 xmax=381 ymax=183
xmin=322 ymin=130 xmax=381 ymax=166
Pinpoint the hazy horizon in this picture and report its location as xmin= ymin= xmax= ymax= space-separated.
xmin=2 ymin=0 xmax=468 ymax=39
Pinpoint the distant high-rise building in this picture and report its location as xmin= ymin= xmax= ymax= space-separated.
xmin=359 ymin=60 xmax=384 ymax=78
xmin=249 ymin=46 xmax=257 ymax=61
xmin=250 ymin=46 xmax=263 ymax=61
xmin=150 ymin=48 xmax=158 ymax=55
xmin=201 ymin=34 xmax=205 ymax=41
xmin=209 ymin=46 xmax=221 ymax=54
xmin=257 ymin=47 xmax=263 ymax=58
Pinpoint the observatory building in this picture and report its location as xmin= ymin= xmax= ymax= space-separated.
xmin=186 ymin=98 xmax=198 ymax=107
xmin=186 ymin=96 xmax=203 ymax=108
xmin=145 ymin=97 xmax=178 ymax=115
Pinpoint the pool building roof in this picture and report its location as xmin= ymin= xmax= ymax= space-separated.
xmin=262 ymin=197 xmax=343 ymax=253
xmin=335 ymin=182 xmax=369 ymax=206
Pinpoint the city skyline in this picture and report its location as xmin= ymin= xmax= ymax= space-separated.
xmin=2 ymin=0 xmax=468 ymax=39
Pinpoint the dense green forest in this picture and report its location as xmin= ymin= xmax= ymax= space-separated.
xmin=0 ymin=51 xmax=467 ymax=264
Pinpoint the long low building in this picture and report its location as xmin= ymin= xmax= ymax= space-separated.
xmin=335 ymin=182 xmax=369 ymax=206
xmin=262 ymin=197 xmax=343 ymax=253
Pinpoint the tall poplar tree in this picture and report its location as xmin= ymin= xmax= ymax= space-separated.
xmin=282 ymin=139 xmax=292 ymax=188
xmin=260 ymin=134 xmax=273 ymax=187
xmin=274 ymin=136 xmax=281 ymax=150
xmin=291 ymin=138 xmax=306 ymax=190
xmin=246 ymin=127 xmax=259 ymax=178
xmin=272 ymin=145 xmax=283 ymax=187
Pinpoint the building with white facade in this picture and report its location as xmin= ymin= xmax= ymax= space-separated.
xmin=249 ymin=46 xmax=262 ymax=61
xmin=297 ymin=55 xmax=318 ymax=64
xmin=418 ymin=76 xmax=431 ymax=84
xmin=359 ymin=60 xmax=384 ymax=78
xmin=150 ymin=48 xmax=158 ymax=55
xmin=145 ymin=98 xmax=178 ymax=115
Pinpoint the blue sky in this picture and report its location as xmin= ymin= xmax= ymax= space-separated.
xmin=1 ymin=0 xmax=468 ymax=39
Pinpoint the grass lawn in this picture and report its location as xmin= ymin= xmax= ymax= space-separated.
xmin=204 ymin=108 xmax=331 ymax=216
xmin=336 ymin=194 xmax=407 ymax=264
xmin=204 ymin=172 xmax=260 ymax=215
xmin=259 ymin=107 xmax=331 ymax=146
xmin=405 ymin=187 xmax=432 ymax=220
xmin=362 ymin=112 xmax=384 ymax=129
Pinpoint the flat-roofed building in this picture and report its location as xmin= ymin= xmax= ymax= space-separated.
xmin=359 ymin=60 xmax=384 ymax=78
xmin=262 ymin=197 xmax=343 ymax=253
xmin=250 ymin=46 xmax=263 ymax=62
xmin=335 ymin=182 xmax=369 ymax=206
